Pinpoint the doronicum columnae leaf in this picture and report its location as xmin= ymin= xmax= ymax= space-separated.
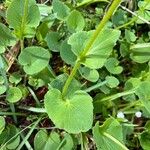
xmin=44 ymin=88 xmax=93 ymax=133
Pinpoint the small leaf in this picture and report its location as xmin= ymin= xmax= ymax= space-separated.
xmin=105 ymin=58 xmax=123 ymax=74
xmin=34 ymin=130 xmax=60 ymax=150
xmin=68 ymin=29 xmax=120 ymax=69
xmin=44 ymin=88 xmax=93 ymax=133
xmin=9 ymin=73 xmax=22 ymax=85
xmin=45 ymin=32 xmax=61 ymax=52
xmin=106 ymin=76 xmax=119 ymax=88
xmin=52 ymin=0 xmax=70 ymax=20
xmin=6 ymin=87 xmax=22 ymax=103
xmin=18 ymin=46 xmax=51 ymax=75
xmin=66 ymin=10 xmax=85 ymax=32
xmin=0 ymin=116 xmax=5 ymax=134
xmin=125 ymin=29 xmax=137 ymax=43
xmin=93 ymin=118 xmax=126 ymax=150
xmin=130 ymin=43 xmax=150 ymax=63
xmin=0 ymin=85 xmax=6 ymax=95
xmin=79 ymin=66 xmax=99 ymax=82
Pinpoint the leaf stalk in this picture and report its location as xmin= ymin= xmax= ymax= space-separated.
xmin=62 ymin=0 xmax=122 ymax=97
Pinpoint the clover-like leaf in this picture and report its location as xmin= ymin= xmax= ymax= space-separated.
xmin=106 ymin=76 xmax=119 ymax=88
xmin=45 ymin=32 xmax=61 ymax=52
xmin=6 ymin=0 xmax=40 ymax=38
xmin=93 ymin=118 xmax=126 ymax=150
xmin=105 ymin=58 xmax=123 ymax=74
xmin=79 ymin=66 xmax=99 ymax=82
xmin=6 ymin=87 xmax=22 ymax=103
xmin=130 ymin=43 xmax=150 ymax=63
xmin=68 ymin=29 xmax=120 ymax=69
xmin=44 ymin=88 xmax=93 ymax=133
xmin=66 ymin=10 xmax=85 ymax=33
xmin=52 ymin=0 xmax=70 ymax=20
xmin=18 ymin=46 xmax=51 ymax=75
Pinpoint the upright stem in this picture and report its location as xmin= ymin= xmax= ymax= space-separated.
xmin=62 ymin=0 xmax=122 ymax=97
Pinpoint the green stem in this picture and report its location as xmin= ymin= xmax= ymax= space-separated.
xmin=0 ymin=112 xmax=26 ymax=116
xmin=27 ymin=87 xmax=41 ymax=107
xmin=16 ymin=116 xmax=42 ymax=150
xmin=62 ymin=60 xmax=80 ymax=97
xmin=103 ymin=132 xmax=129 ymax=150
xmin=0 ymin=121 xmax=34 ymax=150
xmin=56 ymin=136 xmax=67 ymax=150
xmin=9 ymin=104 xmax=17 ymax=123
xmin=83 ymin=81 xmax=107 ymax=93
xmin=120 ymin=100 xmax=141 ymax=112
xmin=116 ymin=17 xmax=138 ymax=30
xmin=62 ymin=0 xmax=121 ymax=97
xmin=100 ymin=89 xmax=136 ymax=102
xmin=80 ymin=133 xmax=84 ymax=150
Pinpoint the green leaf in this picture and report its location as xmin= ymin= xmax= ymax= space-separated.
xmin=9 ymin=73 xmax=22 ymax=85
xmin=6 ymin=0 xmax=40 ymax=38
xmin=66 ymin=10 xmax=85 ymax=33
xmin=105 ymin=58 xmax=123 ymax=74
xmin=0 ymin=85 xmax=6 ymax=95
xmin=68 ymin=29 xmax=120 ymax=69
xmin=18 ymin=46 xmax=51 ymax=75
xmin=45 ymin=32 xmax=61 ymax=52
xmin=52 ymin=0 xmax=70 ymax=20
xmin=6 ymin=87 xmax=22 ymax=103
xmin=0 ymin=23 xmax=16 ymax=53
xmin=60 ymin=40 xmax=77 ymax=65
xmin=93 ymin=118 xmax=127 ymax=150
xmin=125 ymin=29 xmax=137 ymax=43
xmin=79 ymin=66 xmax=99 ymax=82
xmin=136 ymin=81 xmax=150 ymax=115
xmin=34 ymin=130 xmax=60 ymax=150
xmin=139 ymin=131 xmax=150 ymax=150
xmin=50 ymin=73 xmax=81 ymax=97
xmin=0 ymin=125 xmax=20 ymax=149
xmin=61 ymin=133 xmax=74 ymax=150
xmin=44 ymin=88 xmax=93 ymax=133
xmin=106 ymin=76 xmax=119 ymax=88
xmin=0 ymin=116 xmax=5 ymax=134
xmin=130 ymin=43 xmax=150 ymax=63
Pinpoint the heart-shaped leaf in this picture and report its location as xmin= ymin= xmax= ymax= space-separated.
xmin=105 ymin=58 xmax=123 ymax=74
xmin=44 ymin=88 xmax=93 ymax=133
xmin=18 ymin=46 xmax=51 ymax=75
xmin=6 ymin=87 xmax=22 ymax=103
